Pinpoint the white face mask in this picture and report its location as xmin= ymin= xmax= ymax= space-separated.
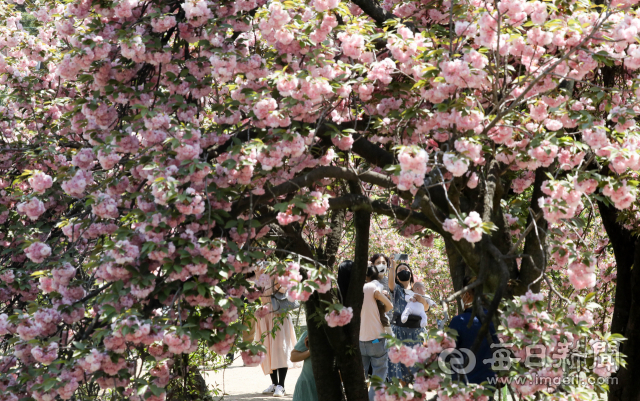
xmin=375 ymin=264 xmax=387 ymax=274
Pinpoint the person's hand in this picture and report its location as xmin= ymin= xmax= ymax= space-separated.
xmin=382 ymin=290 xmax=389 ymax=296
xmin=304 ymin=336 xmax=309 ymax=350
xmin=274 ymin=282 xmax=285 ymax=294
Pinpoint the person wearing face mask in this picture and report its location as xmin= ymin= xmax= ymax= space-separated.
xmin=448 ymin=276 xmax=499 ymax=386
xmin=360 ymin=265 xmax=393 ymax=401
xmin=369 ymin=253 xmax=393 ymax=325
xmin=369 ymin=254 xmax=391 ymax=292
xmin=387 ymin=256 xmax=430 ymax=385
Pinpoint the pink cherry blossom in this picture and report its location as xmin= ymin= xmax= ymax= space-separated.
xmin=163 ymin=332 xmax=191 ymax=354
xmin=71 ymin=148 xmax=96 ymax=170
xmin=397 ymin=345 xmax=419 ymax=367
xmin=31 ymin=343 xmax=58 ymax=365
xmin=325 ymin=307 xmax=353 ymax=327
xmin=567 ymin=260 xmax=597 ymax=290
xmin=603 ymin=181 xmax=636 ymax=210
xmin=443 ymin=153 xmax=469 ymax=177
xmin=306 ymin=191 xmax=330 ymax=215
xmin=241 ymin=350 xmax=266 ymax=367
xmin=61 ymin=170 xmax=93 ymax=197
xmin=17 ymin=198 xmax=46 ymax=221
xmin=313 ymin=0 xmax=340 ymax=12
xmin=91 ymin=192 xmax=119 ymax=219
xmin=443 ymin=218 xmax=465 ymax=241
xmin=25 ymin=242 xmax=52 ymax=264
xmin=210 ymin=334 xmax=235 ymax=356
xmin=110 ymin=240 xmax=140 ymax=264
xmin=398 ymin=147 xmax=429 ymax=193
xmin=331 ymin=134 xmax=354 ymax=151
xmin=462 ymin=211 xmax=484 ymax=243
xmin=467 ymin=172 xmax=479 ymax=189
xmin=28 ymin=171 xmax=53 ymax=194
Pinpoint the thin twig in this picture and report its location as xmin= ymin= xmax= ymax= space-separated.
xmin=442 ymin=279 xmax=484 ymax=303
xmin=508 ymin=211 xmax=542 ymax=255
xmin=248 ymin=247 xmax=327 ymax=268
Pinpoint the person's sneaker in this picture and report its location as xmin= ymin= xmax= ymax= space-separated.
xmin=262 ymin=384 xmax=277 ymax=394
xmin=273 ymin=385 xmax=286 ymax=397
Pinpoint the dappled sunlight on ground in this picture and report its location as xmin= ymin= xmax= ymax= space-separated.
xmin=203 ymin=355 xmax=300 ymax=400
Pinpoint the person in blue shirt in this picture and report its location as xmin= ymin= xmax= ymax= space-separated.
xmin=447 ymin=276 xmax=499 ymax=385
xmin=290 ymin=331 xmax=318 ymax=401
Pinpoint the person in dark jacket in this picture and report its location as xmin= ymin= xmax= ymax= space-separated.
xmin=447 ymin=276 xmax=499 ymax=385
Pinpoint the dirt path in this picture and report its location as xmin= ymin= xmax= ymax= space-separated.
xmin=203 ymin=355 xmax=302 ymax=400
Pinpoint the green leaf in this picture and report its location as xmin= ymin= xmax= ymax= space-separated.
xmin=102 ymin=304 xmax=116 ymax=316
xmin=43 ymin=378 xmax=58 ymax=391
xmin=221 ymin=159 xmax=237 ymax=169
xmin=150 ymin=384 xmax=164 ymax=397
xmin=197 ymin=284 xmax=207 ymax=296
xmin=137 ymin=385 xmax=149 ymax=396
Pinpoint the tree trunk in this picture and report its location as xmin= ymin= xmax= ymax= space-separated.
xmin=306 ymin=293 xmax=344 ymax=400
xmin=514 ymin=168 xmax=548 ymax=295
xmin=307 ymin=206 xmax=370 ymax=401
xmin=599 ymin=201 xmax=640 ymax=401
xmin=444 ymin=237 xmax=468 ymax=314
xmin=272 ymin=226 xmax=347 ymax=399
xmin=318 ymin=208 xmax=345 ymax=269
xmin=609 ymin=237 xmax=640 ymax=401
xmin=599 ymin=201 xmax=635 ymax=336
xmin=337 ymin=207 xmax=370 ymax=401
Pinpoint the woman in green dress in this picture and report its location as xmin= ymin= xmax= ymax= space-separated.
xmin=290 ymin=331 xmax=318 ymax=401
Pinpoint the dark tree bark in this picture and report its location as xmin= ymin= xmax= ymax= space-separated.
xmin=599 ymin=201 xmax=635 ymax=337
xmin=268 ymin=183 xmax=371 ymax=401
xmin=609 ymin=237 xmax=640 ymax=401
xmin=514 ymin=168 xmax=548 ymax=295
xmin=271 ymin=225 xmax=346 ymax=399
xmin=599 ymin=200 xmax=640 ymax=401
xmin=336 ymin=204 xmax=370 ymax=401
xmin=444 ymin=237 xmax=468 ymax=314
xmin=317 ymin=208 xmax=345 ymax=269
xmin=307 ymin=293 xmax=345 ymax=401
xmin=307 ymin=194 xmax=370 ymax=401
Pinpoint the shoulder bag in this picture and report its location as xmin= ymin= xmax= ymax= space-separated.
xmin=271 ymin=291 xmax=300 ymax=315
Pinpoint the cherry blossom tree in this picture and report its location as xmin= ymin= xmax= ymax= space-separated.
xmin=0 ymin=0 xmax=638 ymax=399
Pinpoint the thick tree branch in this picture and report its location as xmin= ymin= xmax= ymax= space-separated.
xmin=231 ymin=166 xmax=359 ymax=215
xmin=327 ymin=194 xmax=442 ymax=234
xmin=482 ymin=159 xmax=501 ymax=223
xmin=349 ymin=0 xmax=397 ymax=25
xmin=315 ymin=122 xmax=396 ymax=168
